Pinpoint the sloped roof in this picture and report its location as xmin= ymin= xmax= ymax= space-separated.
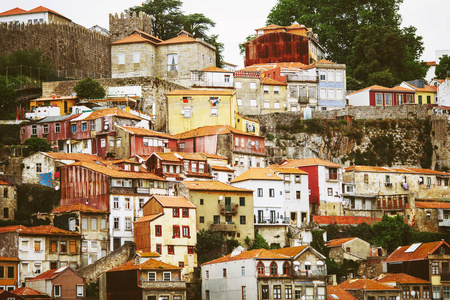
xmin=230 ymin=167 xmax=283 ymax=183
xmin=0 ymin=256 xmax=19 ymax=262
xmin=339 ymin=279 xmax=399 ymax=291
xmin=174 ymin=125 xmax=256 ymax=139
xmin=314 ymin=215 xmax=381 ymax=226
xmin=0 ymin=225 xmax=80 ymax=236
xmin=385 ymin=241 xmax=450 ymax=263
xmin=0 ymin=6 xmax=69 ymax=20
xmin=36 ymin=114 xmax=78 ymax=123
xmin=110 ymin=33 xmax=159 ymax=45
xmin=11 ymin=286 xmax=50 ymax=297
xmin=202 ymin=248 xmax=290 ymax=265
xmin=279 ymin=158 xmax=341 ymax=168
xmin=199 ymin=153 xmax=227 ymax=160
xmin=27 ymin=267 xmax=65 ymax=281
xmin=153 ymin=195 xmax=195 ymax=208
xmin=254 ymin=24 xmax=284 ymax=31
xmin=175 ymin=152 xmax=207 ymax=161
xmin=200 ymin=65 xmax=233 ymax=73
xmin=211 ymin=165 xmax=235 ymax=172
xmin=83 ymin=107 xmax=142 ymax=121
xmin=260 ymin=77 xmax=287 ymax=86
xmin=51 ymin=203 xmax=107 ymax=214
xmin=326 ymin=237 xmax=357 ymax=248
xmin=135 ymin=250 xmax=160 ymax=258
xmin=158 ymin=35 xmax=198 ymax=45
xmin=118 ymin=125 xmax=175 ymax=139
xmin=182 ymin=180 xmax=253 ymax=193
xmin=41 ymin=152 xmax=100 ymax=162
xmin=0 ymin=179 xmax=12 ymax=186
xmin=134 ymin=213 xmax=163 ymax=224
xmin=166 ymin=89 xmax=235 ymax=96
xmin=345 ymin=165 xmax=450 ymax=176
xmin=0 ymin=7 xmax=27 ymax=16
xmin=347 ymin=85 xmax=408 ymax=96
xmin=267 ymin=166 xmax=308 ymax=175
xmin=27 ymin=6 xmax=68 ymax=19
xmin=270 ymin=245 xmax=309 ymax=257
xmin=414 ymin=201 xmax=450 ymax=209
xmin=328 ymin=285 xmax=358 ymax=300
xmin=402 ymin=82 xmax=436 ymax=93
xmin=375 ymin=273 xmax=429 ymax=284
xmin=108 ymin=258 xmax=180 ymax=272
xmin=153 ymin=152 xmax=182 ymax=163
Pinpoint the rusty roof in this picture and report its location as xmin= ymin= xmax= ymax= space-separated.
xmin=260 ymin=77 xmax=287 ymax=86
xmin=153 ymin=195 xmax=196 ymax=208
xmin=385 ymin=241 xmax=450 ymax=263
xmin=280 ymin=158 xmax=341 ymax=168
xmin=230 ymin=167 xmax=283 ymax=183
xmin=328 ymin=285 xmax=358 ymax=300
xmin=134 ymin=213 xmax=163 ymax=224
xmin=166 ymin=89 xmax=235 ymax=96
xmin=0 ymin=256 xmax=19 ymax=262
xmin=254 ymin=24 xmax=284 ymax=31
xmin=314 ymin=215 xmax=382 ymax=226
xmin=200 ymin=65 xmax=233 ymax=73
xmin=174 ymin=125 xmax=258 ymax=139
xmin=414 ymin=201 xmax=450 ymax=209
xmin=202 ymin=248 xmax=291 ymax=265
xmin=182 ymin=180 xmax=253 ymax=193
xmin=83 ymin=107 xmax=142 ymax=121
xmin=41 ymin=152 xmax=100 ymax=162
xmin=375 ymin=273 xmax=429 ymax=284
xmin=267 ymin=166 xmax=308 ymax=175
xmin=345 ymin=165 xmax=450 ymax=176
xmin=108 ymin=258 xmax=180 ymax=272
xmin=0 ymin=225 xmax=80 ymax=236
xmin=326 ymin=237 xmax=357 ymax=248
xmin=339 ymin=279 xmax=399 ymax=291
xmin=118 ymin=125 xmax=175 ymax=139
xmin=27 ymin=267 xmax=74 ymax=281
xmin=11 ymin=287 xmax=49 ymax=296
xmin=51 ymin=203 xmax=107 ymax=214
xmin=199 ymin=152 xmax=227 ymax=160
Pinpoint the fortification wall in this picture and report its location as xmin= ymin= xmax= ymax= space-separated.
xmin=109 ymin=11 xmax=153 ymax=43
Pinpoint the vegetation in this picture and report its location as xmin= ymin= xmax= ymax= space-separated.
xmin=23 ymin=137 xmax=51 ymax=155
xmin=73 ymin=77 xmax=106 ymax=100
xmin=16 ymin=184 xmax=60 ymax=224
xmin=372 ymin=215 xmax=412 ymax=253
xmin=195 ymin=230 xmax=240 ymax=265
xmin=435 ymin=55 xmax=450 ymax=79
xmin=0 ymin=81 xmax=17 ymax=119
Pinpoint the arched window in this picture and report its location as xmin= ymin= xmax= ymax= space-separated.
xmin=270 ymin=261 xmax=278 ymax=276
xmin=257 ymin=261 xmax=265 ymax=276
xmin=283 ymin=261 xmax=291 ymax=275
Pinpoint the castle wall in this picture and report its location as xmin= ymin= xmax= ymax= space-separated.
xmin=109 ymin=11 xmax=153 ymax=43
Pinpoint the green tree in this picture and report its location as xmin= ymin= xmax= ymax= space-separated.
xmin=195 ymin=229 xmax=225 ymax=265
xmin=239 ymin=34 xmax=256 ymax=56
xmin=183 ymin=13 xmax=215 ymax=40
xmin=74 ymin=77 xmax=105 ymax=100
xmin=311 ymin=229 xmax=329 ymax=257
xmin=23 ymin=137 xmax=51 ymax=154
xmin=248 ymin=231 xmax=270 ymax=250
xmin=372 ymin=214 xmax=411 ymax=254
xmin=435 ymin=55 xmax=450 ymax=79
xmin=0 ymin=81 xmax=17 ymax=119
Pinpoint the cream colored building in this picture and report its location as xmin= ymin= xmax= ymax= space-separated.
xmin=326 ymin=237 xmax=372 ymax=263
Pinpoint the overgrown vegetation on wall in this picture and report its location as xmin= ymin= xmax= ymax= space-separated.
xmin=15 ymin=184 xmax=60 ymax=224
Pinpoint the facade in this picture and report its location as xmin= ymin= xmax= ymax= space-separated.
xmin=339 ymin=279 xmax=401 ymax=300
xmin=134 ymin=195 xmax=197 ymax=282
xmin=400 ymin=82 xmax=437 ymax=105
xmin=166 ymin=89 xmax=238 ymax=135
xmin=202 ymin=245 xmax=327 ymax=300
xmin=0 ymin=180 xmax=16 ymax=221
xmin=0 ymin=257 xmax=19 ymax=291
xmin=0 ymin=225 xmax=81 ymax=285
xmin=29 ymin=96 xmax=78 ymax=116
xmin=26 ymin=267 xmax=85 ymax=299
xmin=104 ymin=257 xmax=186 ymax=300
xmin=260 ymin=77 xmax=288 ymax=114
xmin=0 ymin=6 xmax=71 ymax=25
xmin=385 ymin=240 xmax=450 ymax=300
xmin=326 ymin=237 xmax=372 ymax=264
xmin=313 ymin=60 xmax=346 ymax=110
xmin=411 ymin=201 xmax=450 ymax=233
xmin=191 ymin=65 xmax=234 ymax=89
xmin=348 ymin=85 xmax=417 ymax=107
xmin=437 ymin=78 xmax=450 ymax=107
xmin=179 ymin=180 xmax=254 ymax=245
xmin=200 ymin=153 xmax=235 ymax=183
xmin=234 ymin=113 xmax=261 ymax=136
xmin=234 ymin=70 xmax=263 ymax=115
xmin=0 ymin=290 xmax=23 ymax=300
xmin=374 ymin=273 xmax=431 ymax=300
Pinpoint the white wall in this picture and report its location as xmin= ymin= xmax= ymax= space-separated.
xmin=348 ymin=89 xmax=370 ymax=106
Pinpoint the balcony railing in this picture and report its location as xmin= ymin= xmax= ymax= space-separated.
xmin=287 ymin=74 xmax=319 ymax=82
xmin=135 ymin=187 xmax=150 ymax=194
xmin=220 ymin=204 xmax=238 ymax=216
xmin=326 ymin=173 xmax=341 ymax=181
xmin=141 ymin=280 xmax=186 ymax=289
xmin=294 ymin=270 xmax=327 ymax=277
xmin=210 ymin=223 xmax=236 ymax=232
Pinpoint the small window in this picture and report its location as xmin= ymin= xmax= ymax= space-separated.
xmin=239 ymin=197 xmax=245 ymax=206
xmin=163 ymin=272 xmax=171 ymax=281
xmin=269 ymin=188 xmax=275 ymax=197
xmin=257 ymin=188 xmax=263 ymax=197
xmin=223 ymin=268 xmax=227 ymax=278
xmin=118 ymin=53 xmax=125 ymax=65
xmin=168 ymin=245 xmax=174 ymax=255
xmin=76 ymin=285 xmax=84 ymax=297
xmin=327 ymin=188 xmax=333 ymax=196
xmin=54 ymin=285 xmax=62 ymax=297
xmin=155 ymin=225 xmax=162 ymax=236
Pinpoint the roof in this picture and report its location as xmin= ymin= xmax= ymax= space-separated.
xmin=200 ymin=65 xmax=233 ymax=73
xmin=255 ymin=24 xmax=284 ymax=31
xmin=108 ymin=258 xmax=180 ymax=272
xmin=211 ymin=165 xmax=235 ymax=172
xmin=118 ymin=125 xmax=175 ymax=139
xmin=182 ymin=180 xmax=253 ymax=193
xmin=110 ymin=32 xmax=160 ymax=45
xmin=0 ymin=225 xmax=80 ymax=236
xmin=153 ymin=195 xmax=195 ymax=209
xmin=260 ymin=77 xmax=287 ymax=86
xmin=36 ymin=114 xmax=77 ymax=123
xmin=385 ymin=241 xmax=450 ymax=263
xmin=0 ymin=6 xmax=69 ymax=20
xmin=0 ymin=7 xmax=27 ymax=16
xmin=0 ymin=179 xmax=12 ymax=186
xmin=199 ymin=153 xmax=227 ymax=160
xmin=230 ymin=168 xmax=283 ymax=183
xmin=345 ymin=165 xmax=450 ymax=176
xmin=414 ymin=201 xmax=450 ymax=209
xmin=328 ymin=285 xmax=358 ymax=300
xmin=158 ymin=35 xmax=198 ymax=45
xmin=402 ymin=82 xmax=436 ymax=93
xmin=347 ymin=85 xmax=415 ymax=96
xmin=339 ymin=279 xmax=399 ymax=291
xmin=41 ymin=152 xmax=100 ymax=162
xmin=153 ymin=152 xmax=183 ymax=163
xmin=326 ymin=237 xmax=357 ymax=248
xmin=27 ymin=267 xmax=67 ymax=281
xmin=270 ymin=245 xmax=309 ymax=257
xmin=279 ymin=158 xmax=341 ymax=168
xmin=202 ymin=248 xmax=291 ymax=265
xmin=314 ymin=215 xmax=382 ymax=226
xmin=174 ymin=125 xmax=258 ymax=139
xmin=267 ymin=166 xmax=308 ymax=175
xmin=51 ymin=203 xmax=107 ymax=214
xmin=83 ymin=107 xmax=142 ymax=121
xmin=375 ymin=273 xmax=429 ymax=284
xmin=175 ymin=152 xmax=207 ymax=161
xmin=134 ymin=213 xmax=163 ymax=224
xmin=135 ymin=250 xmax=160 ymax=258
xmin=166 ymin=89 xmax=235 ymax=96
xmin=11 ymin=286 xmax=49 ymax=296
xmin=0 ymin=256 xmax=19 ymax=262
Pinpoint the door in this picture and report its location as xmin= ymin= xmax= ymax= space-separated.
xmin=258 ymin=210 xmax=264 ymax=223
xmin=113 ymin=237 xmax=121 ymax=251
xmin=270 ymin=210 xmax=276 ymax=223
xmin=225 ymin=197 xmax=231 ymax=212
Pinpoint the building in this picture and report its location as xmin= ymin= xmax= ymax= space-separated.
xmin=0 ymin=180 xmax=16 ymax=221
xmin=313 ymin=216 xmax=381 ymax=227
xmin=26 ymin=267 xmax=85 ymax=299
xmin=374 ymin=273 xmax=431 ymax=300
xmin=165 ymin=89 xmax=238 ymax=135
xmin=277 ymin=158 xmax=343 ymax=216
xmin=190 ymin=65 xmax=234 ymax=89
xmin=10 ymin=286 xmax=52 ymax=299
xmin=399 ymin=81 xmax=437 ymax=105
xmin=234 ymin=113 xmax=261 ymax=136
xmin=437 ymin=78 xmax=450 ymax=107
xmin=111 ymin=29 xmax=216 ymax=87
xmin=104 ymin=257 xmax=186 ymax=300
xmin=339 ymin=279 xmax=401 ymax=300
xmin=179 ymin=180 xmax=254 ymax=245
xmin=0 ymin=225 xmax=81 ymax=284
xmin=200 ymin=153 xmax=235 ymax=183
xmin=28 ymin=95 xmax=78 ymax=116
xmin=0 ymin=257 xmax=19 ymax=291
xmin=384 ymin=240 xmax=450 ymax=299
xmin=0 ymin=6 xmax=71 ymax=25
xmin=174 ymin=125 xmax=265 ymax=176
xmin=326 ymin=237 xmax=372 ymax=264
xmin=202 ymin=245 xmax=327 ymax=300
xmin=0 ymin=290 xmax=23 ymax=300
xmin=347 ymin=85 xmax=416 ymax=107
xmin=411 ymin=201 xmax=450 ymax=233
xmin=134 ymin=195 xmax=197 ymax=282
xmin=311 ymin=60 xmax=346 ymax=110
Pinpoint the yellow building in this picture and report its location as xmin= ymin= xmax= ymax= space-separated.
xmin=166 ymin=90 xmax=238 ymax=135
xmin=29 ymin=95 xmax=78 ymax=115
xmin=234 ymin=113 xmax=261 ymax=136
xmin=400 ymin=82 xmax=436 ymax=105
xmin=260 ymin=77 xmax=288 ymax=114
xmin=179 ymin=180 xmax=254 ymax=245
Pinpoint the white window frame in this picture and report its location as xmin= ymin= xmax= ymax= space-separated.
xmin=274 ymin=86 xmax=280 ymax=94
xmin=250 ymin=82 xmax=257 ymax=90
xmin=148 ymin=272 xmax=156 ymax=281
xmin=163 ymin=272 xmax=171 ymax=281
xmin=250 ymin=99 xmax=257 ymax=107
xmin=167 ymin=53 xmax=179 ymax=71
xmin=118 ymin=53 xmax=125 ymax=65
xmin=76 ymin=285 xmax=84 ymax=297
xmin=133 ymin=52 xmax=140 ymax=64
xmin=375 ymin=93 xmax=383 ymax=106
xmin=54 ymin=285 xmax=61 ymax=297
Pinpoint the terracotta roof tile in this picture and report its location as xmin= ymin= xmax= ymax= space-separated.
xmin=211 ymin=165 xmax=234 ymax=172
xmin=182 ymin=180 xmax=253 ymax=193
xmin=119 ymin=126 xmax=175 ymax=139
xmin=314 ymin=215 xmax=381 ymax=225
xmin=375 ymin=273 xmax=429 ymax=284
xmin=41 ymin=152 xmax=100 ymax=162
xmin=202 ymin=248 xmax=290 ymax=265
xmin=0 ymin=256 xmax=19 ymax=262
xmin=385 ymin=241 xmax=450 ymax=263
xmin=414 ymin=201 xmax=450 ymax=209
xmin=83 ymin=107 xmax=142 ymax=121
xmin=0 ymin=7 xmax=27 ymax=16
xmin=199 ymin=153 xmax=227 ymax=160
xmin=261 ymin=77 xmax=287 ymax=86
xmin=27 ymin=6 xmax=68 ymax=19
xmin=11 ymin=286 xmax=49 ymax=296
xmin=52 ymin=203 xmax=107 ymax=214
xmin=255 ymin=24 xmax=284 ymax=31
xmin=279 ymin=158 xmax=341 ymax=168
xmin=270 ymin=245 xmax=309 ymax=257
xmin=0 ymin=225 xmax=80 ymax=236
xmin=108 ymin=258 xmax=180 ymax=272
xmin=158 ymin=35 xmax=197 ymax=45
xmin=231 ymin=168 xmax=283 ymax=183
xmin=328 ymin=285 xmax=358 ymax=300
xmin=345 ymin=165 xmax=450 ymax=176
xmin=200 ymin=66 xmax=233 ymax=73
xmin=166 ymin=89 xmax=235 ymax=96
xmin=267 ymin=166 xmax=308 ymax=175
xmin=174 ymin=152 xmax=207 ymax=161
xmin=326 ymin=237 xmax=357 ymax=248
xmin=153 ymin=195 xmax=195 ymax=208
xmin=339 ymin=279 xmax=399 ymax=291
xmin=135 ymin=250 xmax=160 ymax=258
xmin=0 ymin=6 xmax=68 ymax=20
xmin=174 ymin=125 xmax=257 ymax=139
xmin=134 ymin=213 xmax=163 ymax=223
xmin=28 ymin=268 xmax=60 ymax=281
xmin=110 ymin=33 xmax=159 ymax=45
xmin=154 ymin=152 xmax=182 ymax=163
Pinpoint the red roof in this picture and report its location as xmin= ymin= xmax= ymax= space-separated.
xmin=108 ymin=258 xmax=180 ymax=272
xmin=0 ymin=256 xmax=19 ymax=262
xmin=339 ymin=279 xmax=399 ymax=291
xmin=11 ymin=286 xmax=49 ymax=296
xmin=0 ymin=225 xmax=80 ymax=236
xmin=0 ymin=7 xmax=27 ymax=16
xmin=27 ymin=266 xmax=81 ymax=282
xmin=326 ymin=237 xmax=357 ymax=248
xmin=375 ymin=273 xmax=429 ymax=284
xmin=202 ymin=248 xmax=291 ymax=265
xmin=328 ymin=285 xmax=358 ymax=300
xmin=414 ymin=201 xmax=450 ymax=209
xmin=279 ymin=158 xmax=341 ymax=168
xmin=314 ymin=215 xmax=381 ymax=225
xmin=52 ymin=203 xmax=107 ymax=214
xmin=0 ymin=6 xmax=69 ymax=20
xmin=385 ymin=241 xmax=450 ymax=263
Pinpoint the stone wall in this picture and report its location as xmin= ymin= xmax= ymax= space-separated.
xmin=0 ymin=22 xmax=110 ymax=79
xmin=77 ymin=241 xmax=135 ymax=284
xmin=109 ymin=11 xmax=153 ymax=43
xmin=42 ymin=77 xmax=186 ymax=131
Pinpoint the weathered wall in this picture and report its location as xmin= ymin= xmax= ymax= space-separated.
xmin=109 ymin=11 xmax=153 ymax=43
xmin=255 ymin=224 xmax=288 ymax=248
xmin=0 ymin=22 xmax=110 ymax=78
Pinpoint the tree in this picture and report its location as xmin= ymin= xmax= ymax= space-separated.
xmin=195 ymin=230 xmax=225 ymax=265
xmin=23 ymin=137 xmax=51 ymax=154
xmin=0 ymin=81 xmax=17 ymax=119
xmin=372 ymin=214 xmax=411 ymax=254
xmin=205 ymin=34 xmax=224 ymax=68
xmin=74 ymin=77 xmax=105 ymax=100
xmin=183 ymin=13 xmax=215 ymax=40
xmin=248 ymin=231 xmax=270 ymax=250
xmin=239 ymin=34 xmax=256 ymax=56
xmin=311 ymin=229 xmax=329 ymax=257
xmin=435 ymin=55 xmax=450 ymax=79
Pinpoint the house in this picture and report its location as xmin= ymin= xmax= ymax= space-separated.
xmin=165 ymin=89 xmax=238 ymax=135
xmin=103 ymin=257 xmax=186 ymax=300
xmin=384 ymin=240 xmax=450 ymax=298
xmin=190 ymin=65 xmax=234 ymax=88
xmin=374 ymin=273 xmax=431 ymax=300
xmin=347 ymin=85 xmax=415 ymax=107
xmin=26 ymin=267 xmax=85 ymax=299
xmin=134 ymin=195 xmax=197 ymax=282
xmin=437 ymin=78 xmax=450 ymax=107
xmin=111 ymin=29 xmax=216 ymax=87
xmin=199 ymin=153 xmax=235 ymax=183
xmin=0 ymin=6 xmax=71 ymax=26
xmin=327 ymin=285 xmax=358 ymax=300
xmin=410 ymin=201 xmax=450 ymax=233
xmin=33 ymin=204 xmax=110 ymax=267
xmin=28 ymin=95 xmax=78 ymax=116
xmin=0 ymin=225 xmax=81 ymax=285
xmin=174 ymin=125 xmax=266 ymax=176
xmin=59 ymin=161 xmax=168 ymax=251
xmin=399 ymin=81 xmax=436 ymax=105
xmin=260 ymin=77 xmax=288 ymax=113
xmin=10 ymin=286 xmax=52 ymax=299
xmin=0 ymin=180 xmax=16 ymax=221
xmin=234 ymin=113 xmax=261 ymax=136
xmin=0 ymin=290 xmax=23 ymax=300
xmin=339 ymin=279 xmax=401 ymax=300
xmin=313 ymin=216 xmax=381 ymax=226
xmin=0 ymin=257 xmax=19 ymax=291
xmin=201 ymin=245 xmax=327 ymax=300
xmin=179 ymin=180 xmax=254 ymax=245
xmin=326 ymin=238 xmax=372 ymax=264
xmin=277 ymin=158 xmax=343 ymax=216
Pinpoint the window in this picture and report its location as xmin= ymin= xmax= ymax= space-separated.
xmin=423 ymin=287 xmax=430 ymax=299
xmin=320 ymin=88 xmax=327 ymax=99
xmin=5 ymin=266 xmax=13 ymax=279
xmin=116 ymin=138 xmax=121 ymax=147
xmin=167 ymin=53 xmax=178 ymax=71
xmin=286 ymin=285 xmax=293 ymax=299
xmin=403 ymin=287 xmax=410 ymax=299
xmin=31 ymin=125 xmax=37 ymax=136
xmin=407 ymin=94 xmax=413 ymax=103
xmin=364 ymin=174 xmax=369 ymax=184
xmin=242 ymin=286 xmax=247 ymax=300
xmin=241 ymin=266 xmax=245 ymax=276
xmin=156 ymin=244 xmax=162 ymax=254
xmin=328 ymin=188 xmax=333 ymax=196
xmin=90 ymin=120 xmax=95 ymax=131
xmin=173 ymin=208 xmax=180 ymax=217
xmin=199 ymin=216 xmax=205 ymax=224
xmin=163 ymin=272 xmax=171 ymax=281
xmin=385 ymin=94 xmax=392 ymax=105
xmin=210 ymin=107 xmax=218 ymax=116
xmin=250 ymin=99 xmax=257 ymax=106
xmin=148 ymin=272 xmax=156 ymax=281
xmin=269 ymin=188 xmax=275 ymax=197
xmin=133 ymin=52 xmax=140 ymax=64
xmin=168 ymin=245 xmax=174 ymax=255
xmin=188 ymin=246 xmax=194 ymax=254
xmin=124 ymin=198 xmax=130 ymax=210
xmin=274 ymin=285 xmax=281 ymax=299
xmin=101 ymin=138 xmax=106 ymax=147
xmin=60 ymin=241 xmax=67 ymax=253
xmin=125 ymin=217 xmax=132 ymax=231
xmin=36 ymin=163 xmax=42 ymax=173
xmin=319 ymin=70 xmax=326 ymax=80
xmin=236 ymin=82 xmax=242 ymax=89
xmin=34 ymin=263 xmax=41 ymax=274
xmin=240 ymin=216 xmax=246 ymax=225
xmin=182 ymin=226 xmax=190 ymax=237
xmin=224 ymin=74 xmax=230 ymax=83
xmin=264 ymin=85 xmax=269 ymax=94
xmin=118 ymin=53 xmax=125 ymax=65
xmin=295 ymin=288 xmax=302 ymax=299
xmin=328 ymin=88 xmax=335 ymax=100
xmin=397 ymin=94 xmax=403 ymax=105
xmin=42 ymin=124 xmax=49 ymax=134
xmin=182 ymin=208 xmax=189 ymax=217
xmin=274 ymin=86 xmax=280 ymax=94
xmin=76 ymin=285 xmax=84 ymax=297
xmin=237 ymin=98 xmax=242 ymax=106
xmin=418 ymin=95 xmax=423 ymax=105
xmin=262 ymin=285 xmax=270 ymax=299
xmin=72 ymin=123 xmax=77 ymax=133
xmin=336 ymin=70 xmax=343 ymax=82
xmin=213 ymin=215 xmax=220 ymax=224
xmin=257 ymin=261 xmax=265 ymax=275
xmin=179 ymin=261 xmax=184 ymax=268
xmin=432 ymin=286 xmax=440 ymax=299
xmin=376 ymin=93 xmax=383 ymax=105
xmin=54 ymin=285 xmax=61 ymax=297
xmin=239 ymin=197 xmax=245 ymax=206
xmin=336 ymin=89 xmax=343 ymax=100
xmin=21 ymin=240 xmax=29 ymax=251
xmin=223 ymin=268 xmax=227 ymax=278
xmin=443 ymin=286 xmax=450 ymax=299
xmin=113 ymin=217 xmax=119 ymax=230
xmin=50 ymin=240 xmax=57 ymax=253
xmin=283 ymin=261 xmax=291 ymax=275
xmin=113 ymin=197 xmax=119 ymax=209
xmin=327 ymin=70 xmax=335 ymax=81
xmin=155 ymin=225 xmax=162 ymax=236
xmin=318 ymin=287 xmax=325 ymax=300
xmin=34 ymin=240 xmax=41 ymax=252
xmin=305 ymin=287 xmax=314 ymax=300
xmin=250 ymin=82 xmax=257 ymax=89
xmin=257 ymin=188 xmax=263 ymax=197
xmin=270 ymin=261 xmax=278 ymax=275
xmin=432 ymin=262 xmax=439 ymax=275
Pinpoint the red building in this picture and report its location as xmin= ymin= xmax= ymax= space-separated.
xmin=20 ymin=115 xmax=80 ymax=146
xmin=347 ymin=85 xmax=416 ymax=107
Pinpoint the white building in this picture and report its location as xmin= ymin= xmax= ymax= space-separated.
xmin=0 ymin=6 xmax=71 ymax=25
xmin=437 ymin=78 xmax=450 ymax=107
xmin=190 ymin=66 xmax=234 ymax=88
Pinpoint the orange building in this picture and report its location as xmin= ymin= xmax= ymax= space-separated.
xmin=0 ymin=257 xmax=19 ymax=291
xmin=29 ymin=96 xmax=78 ymax=115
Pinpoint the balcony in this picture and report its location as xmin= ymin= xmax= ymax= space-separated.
xmin=287 ymin=74 xmax=318 ymax=82
xmin=326 ymin=173 xmax=341 ymax=181
xmin=439 ymin=219 xmax=450 ymax=227
xmin=210 ymin=223 xmax=236 ymax=232
xmin=141 ymin=280 xmax=186 ymax=289
xmin=294 ymin=269 xmax=327 ymax=278
xmin=220 ymin=204 xmax=238 ymax=216
xmin=135 ymin=187 xmax=150 ymax=194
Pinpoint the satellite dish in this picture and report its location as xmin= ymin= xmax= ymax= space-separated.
xmin=181 ymin=110 xmax=185 ymax=114
xmin=55 ymin=186 xmax=59 ymax=191
xmin=219 ymin=195 xmax=223 ymax=201
xmin=104 ymin=124 xmax=109 ymax=131
xmin=251 ymin=141 xmax=255 ymax=146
